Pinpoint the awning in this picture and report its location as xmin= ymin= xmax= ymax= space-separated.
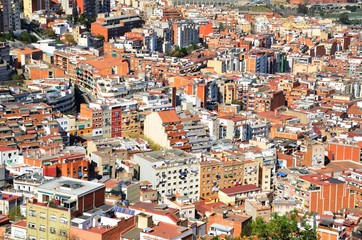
xmin=277 ymin=172 xmax=287 ymax=177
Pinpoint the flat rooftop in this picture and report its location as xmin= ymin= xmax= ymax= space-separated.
xmin=36 ymin=177 xmax=104 ymax=197
xmin=134 ymin=149 xmax=195 ymax=163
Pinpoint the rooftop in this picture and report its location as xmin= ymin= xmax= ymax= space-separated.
xmin=134 ymin=148 xmax=195 ymax=163
xmin=219 ymin=184 xmax=260 ymax=196
xmin=300 ymin=174 xmax=344 ymax=186
xmin=36 ymin=177 xmax=105 ymax=198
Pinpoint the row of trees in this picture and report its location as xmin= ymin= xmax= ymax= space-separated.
xmin=208 ymin=211 xmax=318 ymax=240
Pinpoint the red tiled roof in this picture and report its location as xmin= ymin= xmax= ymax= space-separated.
xmin=13 ymin=220 xmax=26 ymax=228
xmin=144 ymin=222 xmax=192 ymax=239
xmin=158 ymin=110 xmax=180 ymax=123
xmin=0 ymin=146 xmax=16 ymax=152
xmin=219 ymin=184 xmax=260 ymax=196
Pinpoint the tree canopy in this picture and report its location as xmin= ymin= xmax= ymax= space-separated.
xmin=167 ymin=43 xmax=200 ymax=58
xmin=8 ymin=206 xmax=22 ymax=221
xmin=250 ymin=210 xmax=318 ymax=240
xmin=339 ymin=12 xmax=350 ymax=25
xmin=297 ymin=4 xmax=308 ymax=15
xmin=203 ymin=211 xmax=318 ymax=240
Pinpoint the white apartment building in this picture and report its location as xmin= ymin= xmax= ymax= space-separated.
xmin=133 ymin=149 xmax=200 ymax=202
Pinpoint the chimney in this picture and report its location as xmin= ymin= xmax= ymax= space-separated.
xmin=223 ymin=210 xmax=228 ymax=219
xmin=137 ymin=213 xmax=153 ymax=229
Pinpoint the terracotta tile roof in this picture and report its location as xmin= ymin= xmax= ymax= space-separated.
xmin=144 ymin=222 xmax=191 ymax=239
xmin=219 ymin=184 xmax=260 ymax=196
xmin=157 ymin=110 xmax=180 ymax=123
xmin=13 ymin=220 xmax=26 ymax=228
xmin=0 ymin=146 xmax=16 ymax=152
xmin=347 ymin=104 xmax=362 ymax=115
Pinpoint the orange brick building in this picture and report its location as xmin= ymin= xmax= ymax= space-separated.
xmin=91 ymin=15 xmax=144 ymax=41
xmin=299 ymin=174 xmax=355 ymax=215
xmin=326 ymin=142 xmax=361 ymax=162
xmin=28 ymin=67 xmax=65 ymax=80
xmin=207 ymin=212 xmax=251 ymax=237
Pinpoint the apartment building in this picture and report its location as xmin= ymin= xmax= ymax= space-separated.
xmin=217 ymin=115 xmax=247 ymax=140
xmin=0 ymin=146 xmax=19 ymax=165
xmin=27 ymin=199 xmax=72 ymax=240
xmin=0 ymin=0 xmax=21 ymax=32
xmin=172 ymin=21 xmax=199 ymax=47
xmin=0 ymin=192 xmax=23 ymax=215
xmin=133 ymin=149 xmax=200 ymax=202
xmin=144 ymin=110 xmax=191 ymax=151
xmin=340 ymin=169 xmax=362 ymax=208
xmin=76 ymin=57 xmax=129 ymax=91
xmin=179 ymin=111 xmax=213 ymax=152
xmin=275 ymin=172 xmax=355 ymax=215
xmin=74 ymin=0 xmax=110 ymax=16
xmin=199 ymin=156 xmax=260 ymax=199
xmin=42 ymin=154 xmax=89 ymax=180
xmin=27 ymin=78 xmax=76 ymax=113
xmin=207 ymin=48 xmax=245 ymax=74
xmin=34 ymin=177 xmax=105 ymax=214
xmin=91 ymin=14 xmax=144 ymax=41
xmin=244 ymin=89 xmax=285 ymax=112
xmin=23 ymin=0 xmax=49 ymax=19
xmin=326 ymin=141 xmax=361 ymax=162
xmin=109 ymin=100 xmax=139 ymax=138
xmin=87 ymin=137 xmax=150 ymax=178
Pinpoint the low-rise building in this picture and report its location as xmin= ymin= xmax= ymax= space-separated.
xmin=218 ymin=184 xmax=261 ymax=206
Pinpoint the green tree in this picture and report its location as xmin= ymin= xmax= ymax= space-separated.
xmin=345 ymin=5 xmax=358 ymax=12
xmin=339 ymin=12 xmax=350 ymax=24
xmin=297 ymin=4 xmax=308 ymax=15
xmin=8 ymin=206 xmax=22 ymax=221
xmin=19 ymin=32 xmax=37 ymax=44
xmin=42 ymin=28 xmax=56 ymax=38
xmin=63 ymin=33 xmax=76 ymax=45
xmin=251 ymin=210 xmax=318 ymax=240
xmin=5 ymin=31 xmax=14 ymax=41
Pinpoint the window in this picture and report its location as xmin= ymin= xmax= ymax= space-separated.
xmin=50 ymin=227 xmax=56 ymax=234
xmin=60 ymin=217 xmax=68 ymax=224
xmin=28 ymin=223 xmax=36 ymax=229
xmin=28 ymin=210 xmax=36 ymax=217
xmin=59 ymin=230 xmax=67 ymax=237
xmin=40 ymin=212 xmax=46 ymax=219
xmin=50 ymin=214 xmax=57 ymax=221
xmin=29 ymin=236 xmax=36 ymax=240
xmin=39 ymin=225 xmax=46 ymax=232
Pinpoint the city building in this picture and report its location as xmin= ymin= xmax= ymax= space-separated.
xmin=34 ymin=177 xmax=106 ymax=214
xmin=218 ymin=184 xmax=261 ymax=206
xmin=0 ymin=0 xmax=21 ymax=32
xmin=199 ymin=157 xmax=260 ymax=199
xmin=144 ymin=110 xmax=191 ymax=151
xmin=0 ymin=146 xmax=19 ymax=165
xmin=26 ymin=198 xmax=72 ymax=240
xmin=133 ymin=149 xmax=200 ymax=202
xmin=23 ymin=0 xmax=49 ymax=19
xmin=91 ymin=14 xmax=144 ymax=41
xmin=74 ymin=0 xmax=110 ymax=16
xmin=173 ymin=21 xmax=199 ymax=47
